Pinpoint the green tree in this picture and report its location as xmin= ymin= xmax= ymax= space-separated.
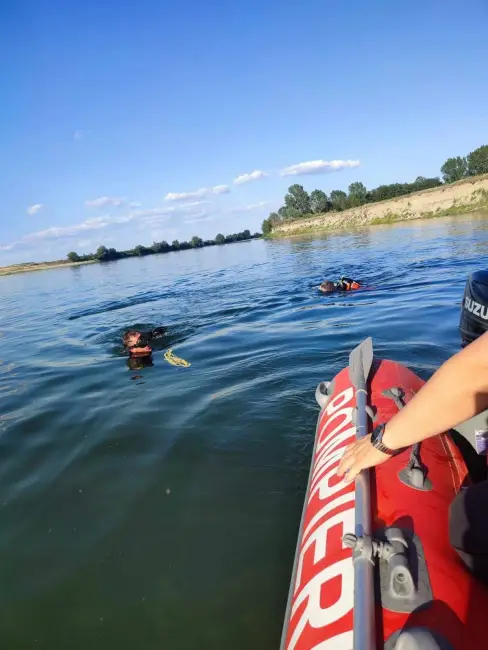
xmin=134 ymin=245 xmax=148 ymax=256
xmin=191 ymin=236 xmax=203 ymax=248
xmin=215 ymin=233 xmax=225 ymax=244
xmin=277 ymin=207 xmax=288 ymax=219
xmin=284 ymin=206 xmax=302 ymax=220
xmin=268 ymin=212 xmax=282 ymax=225
xmin=172 ymin=240 xmax=180 ymax=250
xmin=467 ymin=145 xmax=488 ymax=177
xmin=67 ymin=252 xmax=80 ymax=262
xmin=95 ymin=245 xmax=109 ymax=261
xmin=284 ymin=184 xmax=311 ymax=216
xmin=412 ymin=176 xmax=442 ymax=191
xmin=151 ymin=241 xmax=169 ymax=253
xmin=348 ymin=182 xmax=367 ymax=206
xmin=242 ymin=229 xmax=251 ymax=239
xmin=310 ymin=189 xmax=330 ymax=214
xmin=262 ymin=218 xmax=272 ymax=235
xmin=330 ymin=190 xmax=349 ymax=211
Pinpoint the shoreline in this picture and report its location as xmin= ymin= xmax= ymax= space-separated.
xmin=269 ymin=174 xmax=488 ymax=238
xmin=0 ymin=259 xmax=97 ymax=277
xmin=0 ymin=235 xmax=262 ymax=278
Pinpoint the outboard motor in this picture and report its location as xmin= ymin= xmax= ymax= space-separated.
xmin=460 ymin=270 xmax=488 ymax=347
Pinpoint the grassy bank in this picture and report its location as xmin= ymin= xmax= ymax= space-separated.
xmin=269 ymin=175 xmax=488 ymax=238
xmin=0 ymin=259 xmax=97 ymax=277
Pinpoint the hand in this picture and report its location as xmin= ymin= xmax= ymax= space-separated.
xmin=129 ymin=345 xmax=152 ymax=358
xmin=337 ymin=435 xmax=391 ymax=484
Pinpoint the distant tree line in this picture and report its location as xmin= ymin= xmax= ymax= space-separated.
xmin=262 ymin=143 xmax=488 ymax=235
xmin=67 ymin=229 xmax=261 ymax=263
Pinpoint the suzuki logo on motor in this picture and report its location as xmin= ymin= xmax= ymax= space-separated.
xmin=465 ymin=297 xmax=488 ymax=320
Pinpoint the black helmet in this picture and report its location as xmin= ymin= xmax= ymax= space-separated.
xmin=460 ymin=270 xmax=488 ymax=347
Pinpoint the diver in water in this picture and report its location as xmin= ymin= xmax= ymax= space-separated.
xmin=123 ymin=327 xmax=167 ymax=361
xmin=319 ymin=276 xmax=361 ymax=293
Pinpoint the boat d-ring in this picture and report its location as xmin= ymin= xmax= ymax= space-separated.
xmin=384 ymin=387 xmax=433 ymax=492
xmin=315 ymin=381 xmax=334 ymax=409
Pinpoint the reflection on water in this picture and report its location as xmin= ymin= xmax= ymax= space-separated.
xmin=0 ymin=213 xmax=488 ymax=649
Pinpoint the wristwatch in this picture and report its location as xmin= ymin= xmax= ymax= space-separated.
xmin=370 ymin=423 xmax=399 ymax=456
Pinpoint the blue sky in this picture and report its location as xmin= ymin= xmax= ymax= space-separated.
xmin=1 ymin=0 xmax=487 ymax=263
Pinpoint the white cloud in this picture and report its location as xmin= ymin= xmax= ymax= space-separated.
xmin=164 ymin=185 xmax=230 ymax=202
xmin=129 ymin=200 xmax=208 ymax=222
xmin=184 ymin=215 xmax=218 ymax=225
xmin=85 ymin=196 xmax=127 ymax=209
xmin=1 ymin=198 xmax=216 ymax=254
xmin=280 ymin=159 xmax=360 ymax=176
xmin=18 ymin=213 xmax=132 ymax=245
xmin=231 ymin=200 xmax=272 ymax=213
xmin=212 ymin=185 xmax=229 ymax=195
xmin=130 ymin=207 xmax=174 ymax=219
xmin=27 ymin=204 xmax=44 ymax=216
xmin=136 ymin=212 xmax=173 ymax=227
xmin=164 ymin=189 xmax=206 ymax=202
xmin=233 ymin=170 xmax=268 ymax=185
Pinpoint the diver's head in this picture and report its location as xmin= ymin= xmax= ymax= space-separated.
xmin=123 ymin=331 xmax=142 ymax=348
xmin=460 ymin=270 xmax=488 ymax=347
xmin=319 ymin=281 xmax=335 ymax=294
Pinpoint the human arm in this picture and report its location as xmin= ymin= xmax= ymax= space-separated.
xmin=337 ymin=330 xmax=488 ymax=482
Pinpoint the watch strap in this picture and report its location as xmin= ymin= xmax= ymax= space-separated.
xmin=371 ymin=423 xmax=399 ymax=456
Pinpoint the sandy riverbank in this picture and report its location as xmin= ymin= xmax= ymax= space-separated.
xmin=270 ymin=174 xmax=488 ymax=237
xmin=0 ymin=259 xmax=97 ymax=277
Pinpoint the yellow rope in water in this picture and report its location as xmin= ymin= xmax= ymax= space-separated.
xmin=164 ymin=348 xmax=191 ymax=368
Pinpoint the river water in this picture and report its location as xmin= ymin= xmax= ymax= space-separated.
xmin=1 ymin=213 xmax=488 ymax=650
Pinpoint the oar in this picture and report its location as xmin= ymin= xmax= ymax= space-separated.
xmin=348 ymin=337 xmax=375 ymax=650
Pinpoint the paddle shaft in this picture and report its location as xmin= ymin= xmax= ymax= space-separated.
xmin=353 ymin=387 xmax=376 ymax=650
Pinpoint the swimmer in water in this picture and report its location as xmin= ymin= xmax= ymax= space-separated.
xmin=319 ymin=276 xmax=361 ymax=293
xmin=123 ymin=327 xmax=167 ymax=360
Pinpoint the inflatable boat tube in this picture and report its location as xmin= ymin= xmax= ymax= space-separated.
xmin=281 ymin=338 xmax=488 ymax=650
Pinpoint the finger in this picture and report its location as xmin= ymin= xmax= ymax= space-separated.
xmin=342 ymin=460 xmax=361 ymax=484
xmin=343 ymin=441 xmax=359 ymax=456
xmin=337 ymin=440 xmax=363 ymax=475
xmin=337 ymin=449 xmax=359 ymax=477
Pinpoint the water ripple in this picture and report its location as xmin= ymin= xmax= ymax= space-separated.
xmin=0 ymin=215 xmax=488 ymax=649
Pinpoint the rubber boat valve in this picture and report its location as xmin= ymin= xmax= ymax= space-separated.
xmin=383 ymin=388 xmax=433 ymax=492
xmin=343 ymin=528 xmax=415 ymax=600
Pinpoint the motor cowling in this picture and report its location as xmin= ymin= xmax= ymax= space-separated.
xmin=460 ymin=270 xmax=488 ymax=347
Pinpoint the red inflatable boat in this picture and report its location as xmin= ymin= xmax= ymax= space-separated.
xmin=280 ymin=338 xmax=488 ymax=650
